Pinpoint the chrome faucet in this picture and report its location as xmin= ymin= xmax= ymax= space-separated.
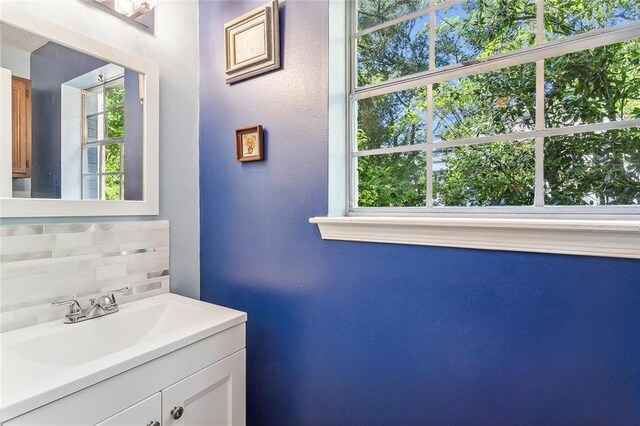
xmin=52 ymin=287 xmax=129 ymax=324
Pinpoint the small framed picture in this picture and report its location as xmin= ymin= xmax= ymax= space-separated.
xmin=236 ymin=125 xmax=264 ymax=162
xmin=224 ymin=0 xmax=280 ymax=84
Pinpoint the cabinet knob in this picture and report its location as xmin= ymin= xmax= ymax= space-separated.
xmin=146 ymin=422 xmax=160 ymax=426
xmin=171 ymin=406 xmax=184 ymax=420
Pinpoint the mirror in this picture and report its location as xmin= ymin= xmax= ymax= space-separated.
xmin=0 ymin=5 xmax=159 ymax=217
xmin=1 ymin=22 xmax=143 ymax=201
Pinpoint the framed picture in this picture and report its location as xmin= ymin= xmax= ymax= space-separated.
xmin=236 ymin=126 xmax=264 ymax=162
xmin=224 ymin=0 xmax=280 ymax=84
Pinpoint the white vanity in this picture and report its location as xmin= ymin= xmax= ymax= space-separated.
xmin=0 ymin=294 xmax=247 ymax=425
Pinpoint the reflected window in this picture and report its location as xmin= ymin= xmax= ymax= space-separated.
xmin=82 ymin=76 xmax=125 ymax=200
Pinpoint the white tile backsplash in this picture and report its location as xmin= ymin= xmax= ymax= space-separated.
xmin=0 ymin=220 xmax=170 ymax=332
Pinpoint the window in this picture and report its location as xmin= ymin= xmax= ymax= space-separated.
xmin=351 ymin=0 xmax=640 ymax=211
xmin=82 ymin=75 xmax=126 ymax=200
xmin=311 ymin=0 xmax=640 ymax=258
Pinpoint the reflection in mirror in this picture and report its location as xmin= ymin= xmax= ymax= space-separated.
xmin=90 ymin=0 xmax=156 ymax=30
xmin=0 ymin=22 xmax=144 ymax=201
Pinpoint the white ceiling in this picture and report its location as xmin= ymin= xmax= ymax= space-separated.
xmin=0 ymin=22 xmax=49 ymax=53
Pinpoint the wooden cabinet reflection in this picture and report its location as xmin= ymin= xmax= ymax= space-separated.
xmin=11 ymin=76 xmax=31 ymax=178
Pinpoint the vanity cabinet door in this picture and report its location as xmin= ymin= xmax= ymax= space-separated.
xmin=162 ymin=349 xmax=245 ymax=426
xmin=95 ymin=393 xmax=161 ymax=426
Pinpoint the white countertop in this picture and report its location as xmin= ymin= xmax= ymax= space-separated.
xmin=0 ymin=293 xmax=246 ymax=423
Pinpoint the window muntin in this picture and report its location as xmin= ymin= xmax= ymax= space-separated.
xmin=349 ymin=0 xmax=640 ymax=211
xmin=82 ymin=76 xmax=125 ymax=201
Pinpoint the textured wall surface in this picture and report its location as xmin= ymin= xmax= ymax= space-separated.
xmin=2 ymin=0 xmax=200 ymax=299
xmin=199 ymin=1 xmax=640 ymax=424
xmin=0 ymin=220 xmax=169 ymax=332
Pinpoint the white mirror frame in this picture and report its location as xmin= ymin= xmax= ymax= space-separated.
xmin=0 ymin=4 xmax=159 ymax=217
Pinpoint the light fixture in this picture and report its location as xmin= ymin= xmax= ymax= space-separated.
xmin=114 ymin=0 xmax=157 ymax=18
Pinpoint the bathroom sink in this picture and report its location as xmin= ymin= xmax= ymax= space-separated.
xmin=0 ymin=293 xmax=246 ymax=422
xmin=6 ymin=298 xmax=219 ymax=367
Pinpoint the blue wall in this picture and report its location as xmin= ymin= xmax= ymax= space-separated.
xmin=199 ymin=1 xmax=640 ymax=424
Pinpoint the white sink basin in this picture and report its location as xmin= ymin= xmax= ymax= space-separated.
xmin=0 ymin=293 xmax=246 ymax=423
xmin=6 ymin=299 xmax=219 ymax=367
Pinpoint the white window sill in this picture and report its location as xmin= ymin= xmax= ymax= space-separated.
xmin=309 ymin=216 xmax=640 ymax=259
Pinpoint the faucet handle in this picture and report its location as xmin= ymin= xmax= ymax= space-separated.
xmin=52 ymin=299 xmax=82 ymax=312
xmin=107 ymin=287 xmax=129 ymax=304
xmin=52 ymin=299 xmax=84 ymax=321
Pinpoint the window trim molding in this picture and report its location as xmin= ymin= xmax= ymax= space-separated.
xmin=327 ymin=0 xmax=349 ymax=216
xmin=309 ymin=216 xmax=640 ymax=259
xmin=317 ymin=0 xmax=640 ymax=259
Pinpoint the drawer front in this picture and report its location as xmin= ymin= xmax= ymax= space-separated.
xmin=95 ymin=393 xmax=161 ymax=426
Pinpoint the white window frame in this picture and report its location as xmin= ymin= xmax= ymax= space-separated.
xmin=310 ymin=0 xmax=640 ymax=259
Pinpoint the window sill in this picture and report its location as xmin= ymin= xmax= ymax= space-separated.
xmin=309 ymin=216 xmax=640 ymax=259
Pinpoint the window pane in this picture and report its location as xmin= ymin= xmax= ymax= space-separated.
xmin=433 ymin=141 xmax=535 ymax=206
xmin=105 ymin=78 xmax=125 ymax=109
xmin=357 ymin=152 xmax=426 ymax=207
xmin=86 ymin=114 xmax=104 ymax=142
xmin=84 ymin=86 xmax=103 ymax=115
xmin=544 ymin=128 xmax=640 ymax=206
xmin=104 ymin=174 xmax=122 ymax=201
xmin=545 ymin=39 xmax=640 ymax=129
xmin=357 ymin=15 xmax=429 ymax=86
xmin=435 ymin=0 xmax=536 ymax=68
xmin=83 ymin=175 xmax=99 ymax=199
xmin=545 ymin=0 xmax=640 ymax=40
xmin=433 ymin=63 xmax=536 ymax=141
xmin=357 ymin=88 xmax=427 ymax=151
xmin=104 ymin=143 xmax=122 ymax=173
xmin=106 ymin=108 xmax=125 ymax=139
xmin=357 ymin=0 xmax=429 ymax=31
xmin=84 ymin=146 xmax=100 ymax=174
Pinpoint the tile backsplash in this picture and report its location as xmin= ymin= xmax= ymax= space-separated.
xmin=0 ymin=220 xmax=170 ymax=332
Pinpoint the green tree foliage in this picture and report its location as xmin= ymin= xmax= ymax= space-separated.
xmin=356 ymin=0 xmax=640 ymax=207
xmin=104 ymin=84 xmax=124 ymax=201
xmin=358 ymin=128 xmax=427 ymax=206
xmin=434 ymin=142 xmax=536 ymax=206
